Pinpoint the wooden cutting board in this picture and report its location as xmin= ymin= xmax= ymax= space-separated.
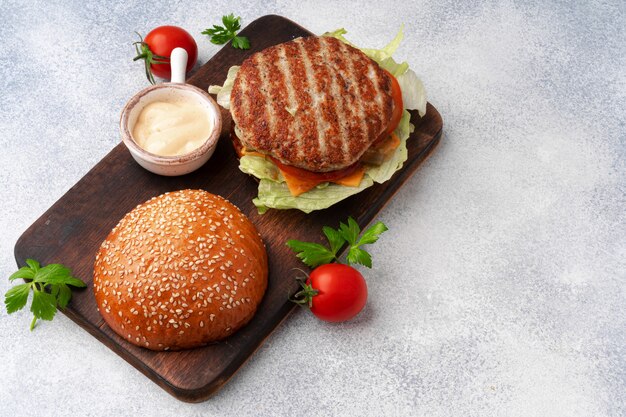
xmin=14 ymin=15 xmax=443 ymax=402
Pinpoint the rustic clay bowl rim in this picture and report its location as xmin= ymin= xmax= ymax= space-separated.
xmin=120 ymin=82 xmax=222 ymax=166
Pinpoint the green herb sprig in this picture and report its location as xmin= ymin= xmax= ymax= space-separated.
xmin=287 ymin=217 xmax=388 ymax=268
xmin=5 ymin=259 xmax=86 ymax=330
xmin=202 ymin=14 xmax=250 ymax=49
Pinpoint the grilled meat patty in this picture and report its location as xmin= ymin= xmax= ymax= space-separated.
xmin=230 ymin=36 xmax=395 ymax=172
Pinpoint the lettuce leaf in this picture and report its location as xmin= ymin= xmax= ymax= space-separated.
xmin=378 ymin=57 xmax=409 ymax=77
xmin=239 ymin=109 xmax=413 ymax=213
xmin=366 ymin=110 xmax=412 ymax=183
xmin=253 ymin=176 xmax=375 ymax=214
xmin=324 ymin=27 xmax=427 ymax=113
xmin=323 ymin=26 xmax=404 ymax=67
xmin=397 ymin=69 xmax=427 ymax=117
xmin=208 ymin=66 xmax=239 ymax=109
xmin=239 ymin=154 xmax=281 ymax=181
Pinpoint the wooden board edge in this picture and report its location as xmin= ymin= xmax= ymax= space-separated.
xmin=11 ymin=105 xmax=443 ymax=401
xmin=11 ymin=11 xmax=445 ymax=401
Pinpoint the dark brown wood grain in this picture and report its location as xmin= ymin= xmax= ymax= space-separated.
xmin=14 ymin=15 xmax=443 ymax=402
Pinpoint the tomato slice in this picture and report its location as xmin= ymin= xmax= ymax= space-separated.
xmin=269 ymin=156 xmax=361 ymax=183
xmin=373 ymin=71 xmax=404 ymax=145
xmin=386 ymin=70 xmax=404 ymax=134
xmin=230 ymin=123 xmax=245 ymax=157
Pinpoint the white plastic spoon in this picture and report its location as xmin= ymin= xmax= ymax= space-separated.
xmin=169 ymin=47 xmax=188 ymax=83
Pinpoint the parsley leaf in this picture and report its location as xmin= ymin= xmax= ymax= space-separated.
xmin=33 ymin=264 xmax=71 ymax=283
xmin=287 ymin=217 xmax=388 ymax=268
xmin=4 ymin=259 xmax=86 ymax=330
xmin=9 ymin=266 xmax=35 ymax=281
xmin=357 ymin=222 xmax=389 ymax=246
xmin=31 ymin=290 xmax=57 ymax=322
xmin=345 ymin=220 xmax=388 ymax=268
xmin=286 ymin=240 xmax=336 ymax=268
xmin=322 ymin=226 xmax=345 ymax=254
xmin=202 ymin=14 xmax=250 ymax=49
xmin=231 ymin=35 xmax=250 ymax=50
xmin=338 ymin=217 xmax=361 ymax=245
xmin=26 ymin=259 xmax=40 ymax=271
xmin=4 ymin=284 xmax=30 ymax=313
xmin=347 ymin=247 xmax=372 ymax=269
xmin=57 ymin=284 xmax=72 ymax=309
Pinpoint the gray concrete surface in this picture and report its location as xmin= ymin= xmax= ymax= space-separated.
xmin=0 ymin=1 xmax=624 ymax=416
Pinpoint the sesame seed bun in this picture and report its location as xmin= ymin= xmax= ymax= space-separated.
xmin=93 ymin=189 xmax=268 ymax=351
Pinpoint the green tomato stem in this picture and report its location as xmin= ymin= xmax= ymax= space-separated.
xmin=28 ymin=282 xmax=44 ymax=331
xmin=289 ymin=277 xmax=319 ymax=308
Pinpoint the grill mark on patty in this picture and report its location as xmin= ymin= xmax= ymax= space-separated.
xmin=230 ymin=67 xmax=248 ymax=127
xmin=282 ymin=40 xmax=318 ymax=164
xmin=275 ymin=44 xmax=304 ymax=160
xmin=307 ymin=37 xmax=346 ymax=169
xmin=236 ymin=54 xmax=272 ymax=150
xmin=335 ymin=39 xmax=368 ymax=158
xmin=296 ymin=37 xmax=328 ymax=164
xmin=253 ymin=53 xmax=280 ymax=150
xmin=257 ymin=46 xmax=298 ymax=158
xmin=319 ymin=38 xmax=351 ymax=163
xmin=368 ymin=60 xmax=391 ymax=138
xmin=355 ymin=58 xmax=380 ymax=152
xmin=372 ymin=64 xmax=395 ymax=141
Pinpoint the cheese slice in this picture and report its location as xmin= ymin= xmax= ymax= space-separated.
xmin=242 ymin=147 xmax=369 ymax=197
xmin=333 ymin=167 xmax=366 ymax=187
xmin=378 ymin=133 xmax=401 ymax=155
xmin=241 ymin=148 xmax=266 ymax=158
xmin=281 ymin=170 xmax=326 ymax=196
xmin=280 ymin=166 xmax=367 ymax=197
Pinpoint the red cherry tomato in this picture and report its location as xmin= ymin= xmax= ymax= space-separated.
xmin=298 ymin=264 xmax=368 ymax=322
xmin=143 ymin=26 xmax=198 ymax=79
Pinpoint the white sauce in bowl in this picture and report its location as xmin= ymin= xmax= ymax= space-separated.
xmin=132 ymin=98 xmax=213 ymax=157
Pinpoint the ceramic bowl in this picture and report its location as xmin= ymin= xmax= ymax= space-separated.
xmin=120 ymin=83 xmax=222 ymax=176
